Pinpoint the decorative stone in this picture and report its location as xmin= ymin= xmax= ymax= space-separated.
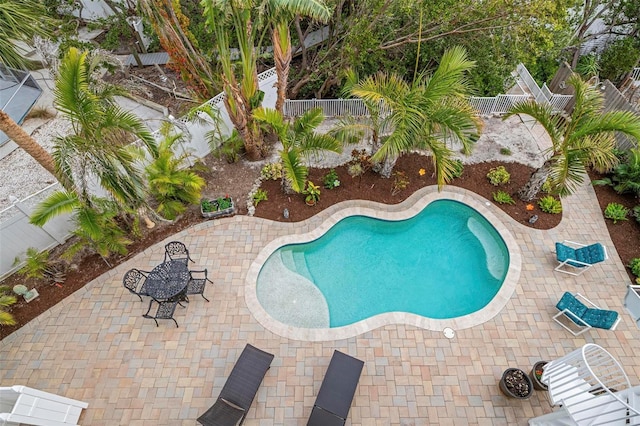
xmin=24 ymin=288 xmax=39 ymax=303
xmin=528 ymin=215 xmax=538 ymax=224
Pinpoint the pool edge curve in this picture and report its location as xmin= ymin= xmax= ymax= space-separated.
xmin=245 ymin=187 xmax=522 ymax=341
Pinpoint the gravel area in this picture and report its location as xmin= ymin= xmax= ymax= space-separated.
xmin=0 ymin=114 xmax=549 ymax=211
xmin=0 ymin=117 xmax=70 ymax=211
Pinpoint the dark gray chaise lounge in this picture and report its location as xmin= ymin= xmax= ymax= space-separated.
xmin=307 ymin=350 xmax=364 ymax=426
xmin=197 ymin=344 xmax=274 ymax=426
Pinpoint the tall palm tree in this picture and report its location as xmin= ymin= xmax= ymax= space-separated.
xmin=253 ymin=107 xmax=342 ymax=193
xmin=30 ymin=48 xmax=158 ymax=260
xmin=200 ymin=0 xmax=332 ymax=159
xmin=201 ymin=0 xmax=264 ymax=160
xmin=504 ymin=73 xmax=640 ymax=201
xmin=266 ymin=0 xmax=331 ymax=113
xmin=52 ymin=47 xmax=156 ymax=206
xmin=0 ymin=0 xmax=59 ymax=179
xmin=347 ymin=46 xmax=482 ymax=185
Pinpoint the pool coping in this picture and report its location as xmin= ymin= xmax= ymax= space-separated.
xmin=245 ymin=186 xmax=522 ymax=341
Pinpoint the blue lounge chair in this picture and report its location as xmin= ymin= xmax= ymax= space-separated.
xmin=554 ymin=240 xmax=607 ymax=276
xmin=553 ymin=292 xmax=620 ymax=336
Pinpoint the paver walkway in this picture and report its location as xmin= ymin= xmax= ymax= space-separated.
xmin=0 ymin=179 xmax=636 ymax=425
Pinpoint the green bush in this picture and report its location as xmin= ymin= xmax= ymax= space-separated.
xmin=541 ymin=179 xmax=553 ymax=194
xmin=323 ymin=169 xmax=341 ymax=189
xmin=538 ymin=195 xmax=562 ymax=214
xmin=499 ymin=147 xmax=512 ymax=156
xmin=252 ymin=188 xmax=268 ymax=206
xmin=634 ymin=205 xmax=640 ymax=224
xmin=451 ymin=159 xmax=464 ymax=178
xmin=599 ymin=38 xmax=640 ymax=84
xmin=630 ymin=258 xmax=640 ymax=278
xmin=486 ymin=166 xmax=510 ymax=186
xmin=604 ymin=202 xmax=629 ymax=224
xmin=260 ymin=163 xmax=283 ymax=181
xmin=492 ymin=190 xmax=515 ymax=205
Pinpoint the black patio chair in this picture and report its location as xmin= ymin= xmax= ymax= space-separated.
xmin=187 ymin=269 xmax=213 ymax=302
xmin=307 ymin=350 xmax=364 ymax=426
xmin=164 ymin=241 xmax=195 ymax=264
xmin=123 ymin=268 xmax=151 ymax=301
xmin=142 ymin=298 xmax=180 ymax=327
xmin=197 ymin=344 xmax=275 ymax=426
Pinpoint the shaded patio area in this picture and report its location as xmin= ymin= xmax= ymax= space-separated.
xmin=0 ymin=179 xmax=636 ymax=425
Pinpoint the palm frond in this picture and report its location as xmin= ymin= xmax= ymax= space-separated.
xmin=293 ymin=107 xmax=324 ymax=137
xmin=280 ymin=149 xmax=307 ymax=193
xmin=29 ymin=190 xmax=79 ymax=227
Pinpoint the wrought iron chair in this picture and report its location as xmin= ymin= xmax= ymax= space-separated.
xmin=123 ymin=268 xmax=151 ymax=301
xmin=164 ymin=241 xmax=195 ymax=264
xmin=142 ymin=298 xmax=181 ymax=327
xmin=186 ymin=269 xmax=213 ymax=302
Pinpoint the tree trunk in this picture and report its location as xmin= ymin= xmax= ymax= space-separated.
xmin=517 ymin=160 xmax=553 ymax=201
xmin=273 ymin=25 xmax=292 ymax=114
xmin=281 ymin=176 xmax=295 ymax=195
xmin=0 ymin=110 xmax=58 ymax=179
xmin=379 ymin=155 xmax=397 ymax=178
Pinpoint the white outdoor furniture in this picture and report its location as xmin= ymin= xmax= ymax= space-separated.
xmin=624 ymin=284 xmax=640 ymax=328
xmin=0 ymin=385 xmax=88 ymax=426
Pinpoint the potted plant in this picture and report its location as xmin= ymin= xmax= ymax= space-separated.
xmin=200 ymin=195 xmax=236 ymax=218
xmin=303 ymin=181 xmax=321 ymax=206
xmin=499 ymin=368 xmax=534 ymax=399
xmin=530 ymin=361 xmax=549 ymax=391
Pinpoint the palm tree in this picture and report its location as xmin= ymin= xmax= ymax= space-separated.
xmin=504 ymin=73 xmax=640 ymax=201
xmin=52 ymin=47 xmax=156 ymax=206
xmin=29 ymin=48 xmax=158 ymax=261
xmin=253 ymin=107 xmax=342 ymax=193
xmin=347 ymin=46 xmax=482 ymax=185
xmin=146 ymin=124 xmax=206 ymax=220
xmin=266 ymin=0 xmax=331 ymax=113
xmin=0 ymin=0 xmax=59 ymax=179
xmin=200 ymin=0 xmax=332 ymax=159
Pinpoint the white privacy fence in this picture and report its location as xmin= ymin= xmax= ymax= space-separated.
xmin=0 ymin=183 xmax=74 ymax=279
xmin=633 ymin=68 xmax=640 ymax=82
xmin=0 ymin=68 xmax=279 ymax=279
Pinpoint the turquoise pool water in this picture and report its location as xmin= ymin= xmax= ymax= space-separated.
xmin=256 ymin=200 xmax=509 ymax=328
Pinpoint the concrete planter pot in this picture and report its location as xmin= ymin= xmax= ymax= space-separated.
xmin=201 ymin=198 xmax=236 ymax=219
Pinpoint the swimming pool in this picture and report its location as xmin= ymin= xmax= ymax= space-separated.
xmin=256 ymin=199 xmax=510 ymax=330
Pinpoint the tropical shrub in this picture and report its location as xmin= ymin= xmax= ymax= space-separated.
xmin=252 ymin=189 xmax=268 ymax=206
xmin=392 ymin=171 xmax=409 ymax=195
xmin=538 ymin=196 xmax=562 ymax=214
xmin=304 ymin=181 xmax=321 ymax=204
xmin=541 ymin=179 xmax=553 ymax=194
xmin=592 ymin=148 xmax=640 ymax=197
xmin=493 ymin=191 xmax=515 ymax=205
xmin=634 ymin=205 xmax=640 ymax=224
xmin=630 ymin=258 xmax=640 ymax=278
xmin=323 ymin=169 xmax=340 ymax=189
xmin=260 ymin=163 xmax=283 ymax=181
xmin=500 ymin=147 xmax=512 ymax=156
xmin=146 ymin=127 xmax=205 ymax=220
xmin=215 ymin=130 xmax=244 ymax=163
xmin=487 ymin=166 xmax=510 ymax=186
xmin=15 ymin=247 xmax=49 ymax=279
xmin=347 ymin=163 xmax=364 ymax=179
xmin=604 ymin=203 xmax=629 ymax=224
xmin=0 ymin=286 xmax=17 ymax=326
xmin=451 ymin=159 xmax=464 ymax=178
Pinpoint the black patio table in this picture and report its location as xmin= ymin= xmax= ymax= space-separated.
xmin=144 ymin=260 xmax=190 ymax=301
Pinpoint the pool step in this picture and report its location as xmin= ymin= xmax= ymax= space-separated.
xmin=291 ymin=251 xmax=313 ymax=282
xmin=280 ymin=249 xmax=313 ymax=282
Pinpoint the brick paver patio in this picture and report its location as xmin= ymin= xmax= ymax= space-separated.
xmin=0 ymin=180 xmax=636 ymax=425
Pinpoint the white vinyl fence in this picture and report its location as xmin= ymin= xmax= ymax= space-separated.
xmin=0 ymin=184 xmax=74 ymax=279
